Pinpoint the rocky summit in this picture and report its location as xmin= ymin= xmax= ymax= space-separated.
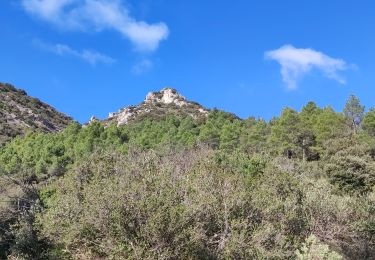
xmin=104 ymin=88 xmax=209 ymax=126
xmin=0 ymin=83 xmax=73 ymax=145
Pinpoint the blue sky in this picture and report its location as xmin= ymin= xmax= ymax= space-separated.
xmin=0 ymin=0 xmax=374 ymax=122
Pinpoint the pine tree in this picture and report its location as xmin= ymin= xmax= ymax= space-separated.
xmin=343 ymin=95 xmax=365 ymax=134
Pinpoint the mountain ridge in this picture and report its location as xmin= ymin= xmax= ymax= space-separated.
xmin=0 ymin=83 xmax=73 ymax=145
xmin=0 ymin=83 xmax=235 ymax=144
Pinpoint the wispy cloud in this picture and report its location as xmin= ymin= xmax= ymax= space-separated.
xmin=131 ymin=59 xmax=153 ymax=75
xmin=22 ymin=0 xmax=169 ymax=52
xmin=33 ymin=39 xmax=116 ymax=65
xmin=265 ymin=45 xmax=348 ymax=90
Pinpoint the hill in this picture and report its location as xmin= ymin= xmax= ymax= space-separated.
xmin=0 ymin=83 xmax=73 ymax=145
xmin=101 ymin=87 xmax=210 ymax=126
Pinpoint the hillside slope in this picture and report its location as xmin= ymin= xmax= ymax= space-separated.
xmin=0 ymin=83 xmax=73 ymax=144
xmin=1 ymin=90 xmax=375 ymax=259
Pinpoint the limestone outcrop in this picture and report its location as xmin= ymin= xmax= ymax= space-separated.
xmin=105 ymin=88 xmax=209 ymax=126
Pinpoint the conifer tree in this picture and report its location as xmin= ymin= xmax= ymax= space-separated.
xmin=343 ymin=95 xmax=365 ymax=134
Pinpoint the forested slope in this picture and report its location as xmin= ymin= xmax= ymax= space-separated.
xmin=1 ymin=91 xmax=375 ymax=259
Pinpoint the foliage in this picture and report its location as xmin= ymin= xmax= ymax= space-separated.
xmin=344 ymin=94 xmax=365 ymax=134
xmin=35 ymin=149 xmax=302 ymax=259
xmin=325 ymin=144 xmax=375 ymax=194
xmin=296 ymin=235 xmax=342 ymax=260
xmin=1 ymin=95 xmax=375 ymax=259
xmin=362 ymin=109 xmax=375 ymax=137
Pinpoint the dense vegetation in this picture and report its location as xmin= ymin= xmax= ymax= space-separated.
xmin=1 ymin=95 xmax=375 ymax=259
xmin=0 ymin=83 xmax=72 ymax=145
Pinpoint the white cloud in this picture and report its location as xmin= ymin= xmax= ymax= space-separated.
xmin=22 ymin=0 xmax=169 ymax=52
xmin=131 ymin=59 xmax=153 ymax=75
xmin=33 ymin=39 xmax=116 ymax=65
xmin=265 ymin=45 xmax=348 ymax=90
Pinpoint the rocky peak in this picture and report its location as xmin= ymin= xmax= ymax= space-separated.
xmin=106 ymin=87 xmax=209 ymax=126
xmin=144 ymin=88 xmax=188 ymax=107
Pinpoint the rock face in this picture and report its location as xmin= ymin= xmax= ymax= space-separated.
xmin=106 ymin=88 xmax=209 ymax=126
xmin=145 ymin=88 xmax=188 ymax=107
xmin=88 ymin=116 xmax=99 ymax=124
xmin=0 ymin=83 xmax=73 ymax=145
